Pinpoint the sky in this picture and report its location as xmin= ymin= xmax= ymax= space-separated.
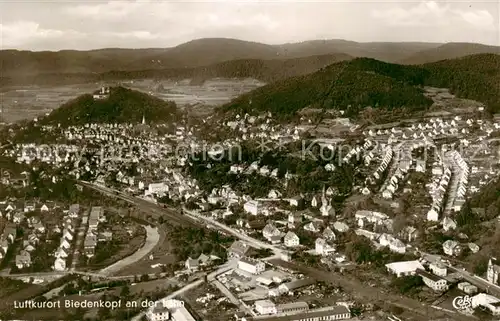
xmin=0 ymin=0 xmax=498 ymax=51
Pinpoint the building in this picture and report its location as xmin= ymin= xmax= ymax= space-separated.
xmin=487 ymin=258 xmax=500 ymax=285
xmin=471 ymin=293 xmax=500 ymax=316
xmin=458 ymin=282 xmax=478 ymax=295
xmin=228 ymin=241 xmax=250 ymax=258
xmin=385 ymin=260 xmax=425 ymax=278
xmin=315 ymin=238 xmax=335 ymax=256
xmin=416 ymin=269 xmax=448 ymax=291
xmin=238 ymin=257 xmax=266 ymax=275
xmin=276 ymin=302 xmax=309 ymax=315
xmin=255 ymin=300 xmax=277 ymax=315
xmin=250 ymin=305 xmax=351 ymax=321
xmin=429 ymin=262 xmax=447 ymax=277
xmin=146 ymin=302 xmax=170 ymax=321
xmin=244 ymin=200 xmax=260 ymax=215
xmin=284 ymin=232 xmax=300 ymax=247
xmin=278 ymin=278 xmax=315 ymax=294
xmin=88 ymin=206 xmax=103 ymax=230
xmin=443 ymin=240 xmax=462 ymax=256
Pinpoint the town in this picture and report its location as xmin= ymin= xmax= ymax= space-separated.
xmin=0 ymin=82 xmax=498 ymax=321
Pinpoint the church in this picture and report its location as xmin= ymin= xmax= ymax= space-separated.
xmin=487 ymin=258 xmax=500 ymax=284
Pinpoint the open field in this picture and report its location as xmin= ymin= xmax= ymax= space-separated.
xmin=0 ymin=78 xmax=265 ymax=123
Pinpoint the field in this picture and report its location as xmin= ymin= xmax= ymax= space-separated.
xmin=0 ymin=78 xmax=265 ymax=123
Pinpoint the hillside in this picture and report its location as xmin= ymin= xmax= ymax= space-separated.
xmin=221 ymin=54 xmax=500 ymax=118
xmin=1 ymin=53 xmax=353 ymax=87
xmin=401 ymin=43 xmax=500 ymax=65
xmin=0 ymin=38 xmax=442 ymax=78
xmin=221 ymin=58 xmax=433 ymax=118
xmin=423 ymin=54 xmax=500 ymax=114
xmin=279 ymin=40 xmax=441 ymax=63
xmin=39 ymin=86 xmax=178 ymax=126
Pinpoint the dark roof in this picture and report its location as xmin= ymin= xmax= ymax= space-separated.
xmin=416 ymin=269 xmax=445 ymax=283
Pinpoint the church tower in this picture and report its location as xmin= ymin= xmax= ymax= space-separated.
xmin=142 ymin=114 xmax=146 ymax=125
xmin=487 ymin=258 xmax=500 ymax=284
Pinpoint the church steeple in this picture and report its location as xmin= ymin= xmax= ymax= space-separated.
xmin=142 ymin=114 xmax=145 ymax=125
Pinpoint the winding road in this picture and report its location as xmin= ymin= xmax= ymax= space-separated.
xmin=99 ymin=225 xmax=160 ymax=276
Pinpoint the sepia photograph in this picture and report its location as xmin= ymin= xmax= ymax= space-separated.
xmin=0 ymin=0 xmax=499 ymax=320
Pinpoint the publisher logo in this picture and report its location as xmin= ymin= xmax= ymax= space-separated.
xmin=452 ymin=295 xmax=473 ymax=311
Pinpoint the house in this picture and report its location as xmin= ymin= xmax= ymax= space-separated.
xmin=84 ymin=234 xmax=98 ymax=257
xmin=255 ymin=300 xmax=276 ymax=315
xmin=417 ymin=269 xmax=448 ymax=291
xmin=322 ymin=227 xmax=336 ymax=241
xmin=185 ymin=258 xmax=200 ymax=271
xmin=442 ymin=217 xmax=457 ymax=231
xmin=228 ymin=241 xmax=250 ymax=258
xmin=288 ymin=213 xmax=302 ymax=225
xmin=15 ymin=250 xmax=31 ymax=269
xmin=429 ymin=262 xmax=447 ymax=277
xmin=24 ymin=202 xmax=35 ymax=213
xmin=53 ymin=257 xmax=66 ymax=271
xmin=333 ymin=221 xmax=349 ymax=233
xmin=237 ymin=257 xmax=266 ymax=275
xmin=443 ymin=240 xmax=462 ymax=256
xmin=3 ymin=226 xmax=17 ymax=243
xmin=289 ymin=196 xmax=302 ymax=207
xmin=284 ymin=232 xmax=300 ymax=247
xmin=263 ymin=224 xmax=281 ymax=241
xmin=458 ymin=282 xmax=478 ymax=295
xmin=244 ymin=200 xmax=260 ymax=216
xmin=315 ymin=238 xmax=335 ymax=256
xmin=427 ymin=206 xmax=440 ymax=222
xmin=386 ymin=260 xmax=425 ymax=278
xmin=146 ymin=301 xmax=170 ymax=321
xmin=303 ymin=221 xmax=321 ymax=233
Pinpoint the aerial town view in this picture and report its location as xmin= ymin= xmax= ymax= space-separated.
xmin=0 ymin=1 xmax=499 ymax=321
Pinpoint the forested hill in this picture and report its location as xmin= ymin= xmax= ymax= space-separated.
xmin=221 ymin=54 xmax=500 ymax=118
xmin=221 ymin=57 xmax=433 ymax=118
xmin=1 ymin=54 xmax=352 ymax=87
xmin=423 ymin=54 xmax=500 ymax=114
xmin=39 ymin=86 xmax=178 ymax=126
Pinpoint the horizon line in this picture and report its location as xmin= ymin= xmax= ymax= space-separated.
xmin=1 ymin=37 xmax=498 ymax=53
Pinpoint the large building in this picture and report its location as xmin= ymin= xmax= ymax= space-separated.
xmin=247 ymin=305 xmax=351 ymax=321
xmin=238 ymin=257 xmax=266 ymax=275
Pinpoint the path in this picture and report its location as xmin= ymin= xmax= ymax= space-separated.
xmin=99 ymin=225 xmax=160 ymax=276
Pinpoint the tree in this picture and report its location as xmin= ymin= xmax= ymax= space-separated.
xmin=120 ymin=285 xmax=130 ymax=298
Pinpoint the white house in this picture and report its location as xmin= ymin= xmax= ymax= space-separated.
xmin=244 ymin=200 xmax=260 ymax=216
xmin=429 ymin=262 xmax=447 ymax=277
xmin=315 ymin=238 xmax=335 ymax=256
xmin=237 ymin=257 xmax=266 ymax=275
xmin=53 ymin=257 xmax=66 ymax=271
xmin=146 ymin=302 xmax=170 ymax=321
xmin=386 ymin=260 xmax=424 ymax=278
xmin=284 ymin=232 xmax=300 ymax=247
xmin=417 ymin=269 xmax=448 ymax=292
xmin=255 ymin=300 xmax=277 ymax=315
xmin=443 ymin=240 xmax=462 ymax=256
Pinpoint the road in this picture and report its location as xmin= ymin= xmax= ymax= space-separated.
xmin=78 ymin=181 xmax=199 ymax=227
xmin=82 ymin=180 xmax=284 ymax=257
xmin=99 ymin=225 xmax=160 ymax=276
xmin=70 ymin=209 xmax=89 ymax=271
